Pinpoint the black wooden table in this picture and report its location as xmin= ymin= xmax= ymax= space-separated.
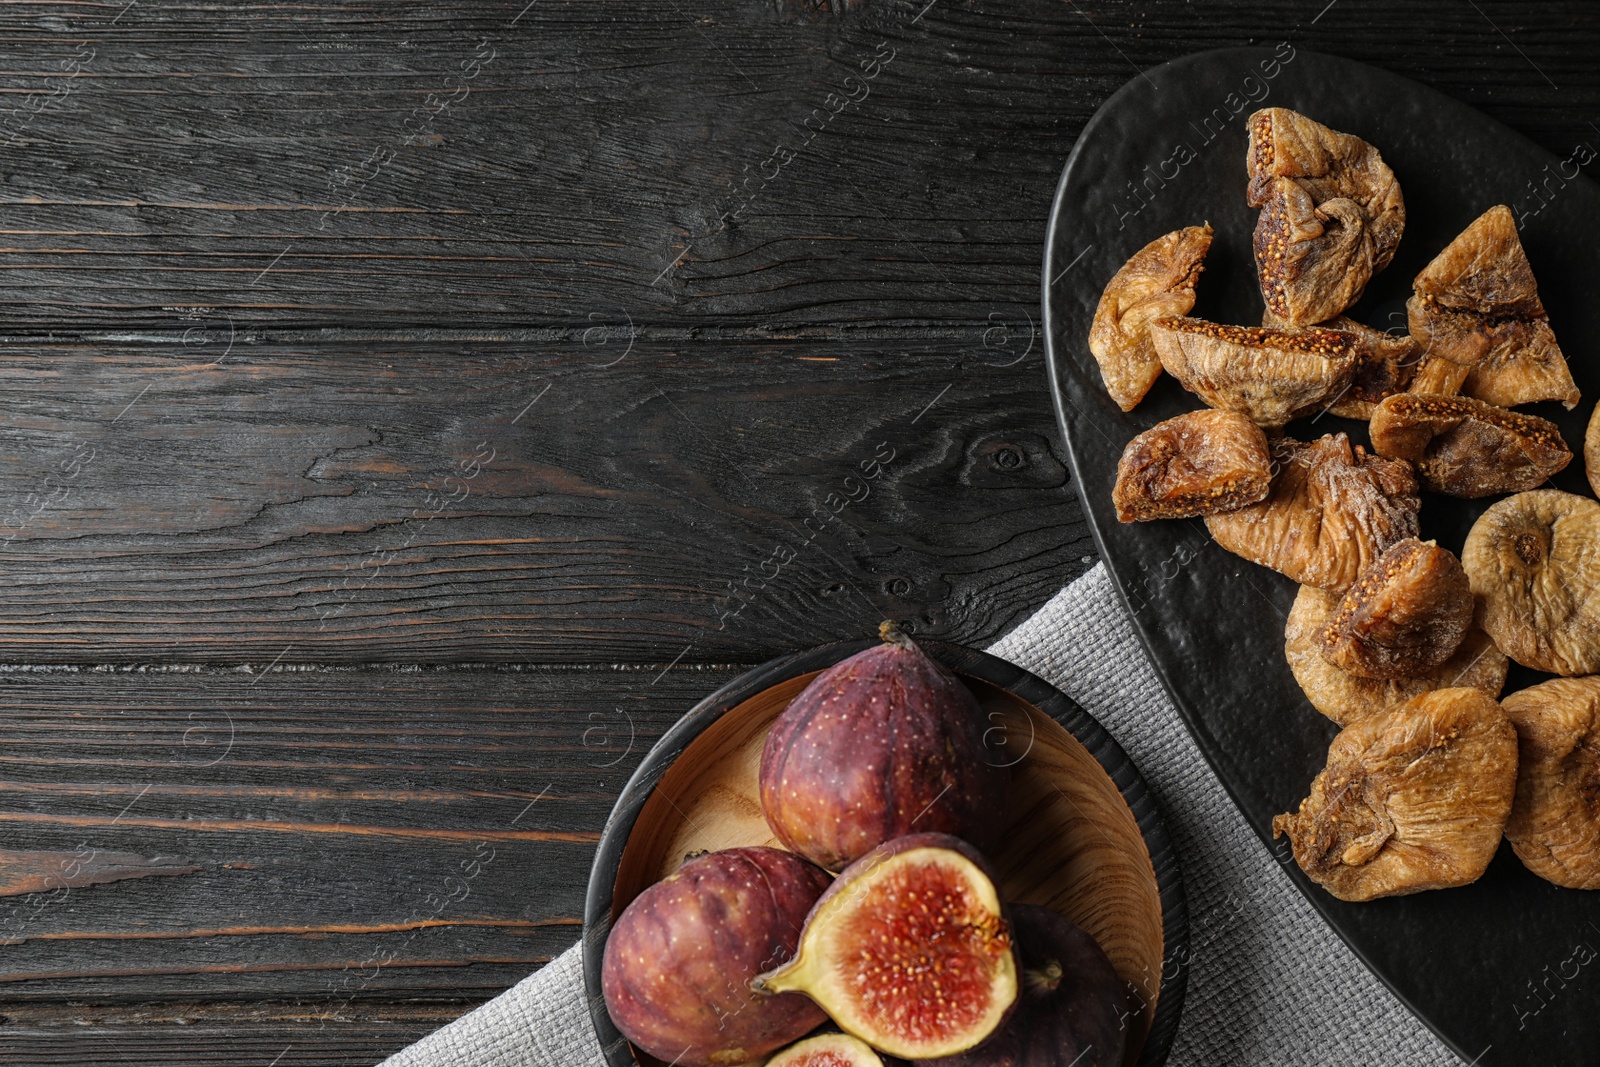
xmin=0 ymin=2 xmax=1593 ymax=1063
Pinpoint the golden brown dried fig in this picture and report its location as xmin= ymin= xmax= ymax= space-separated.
xmin=1462 ymin=490 xmax=1600 ymax=675
xmin=1247 ymin=108 xmax=1405 ymax=326
xmin=1273 ymin=687 xmax=1518 ymax=901
xmin=1205 ymin=434 xmax=1419 ymax=593
xmin=1407 ymin=205 xmax=1579 ymax=410
xmin=1286 ymin=585 xmax=1507 ymax=726
xmin=1501 ymin=677 xmax=1600 ymax=889
xmin=1318 ymin=539 xmax=1474 ymax=679
xmin=1586 ymin=402 xmax=1600 ymax=499
xmin=1148 ymin=317 xmax=1357 ymax=426
xmin=1112 ymin=409 xmax=1272 ymax=522
xmin=1261 ymin=310 xmax=1420 ymax=419
xmin=1369 ymin=393 xmax=1571 ymax=498
xmin=1088 ymin=225 xmax=1214 ymax=411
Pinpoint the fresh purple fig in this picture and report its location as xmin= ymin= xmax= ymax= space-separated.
xmin=925 ymin=904 xmax=1127 ymax=1067
xmin=766 ymin=1032 xmax=885 ymax=1066
xmin=601 ymin=846 xmax=832 ymax=1066
xmin=756 ymin=833 xmax=1019 ymax=1060
xmin=760 ymin=622 xmax=1008 ymax=871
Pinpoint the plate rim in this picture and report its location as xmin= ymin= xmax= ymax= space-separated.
xmin=581 ymin=637 xmax=1188 ymax=1067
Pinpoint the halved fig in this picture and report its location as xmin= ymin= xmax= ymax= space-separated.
xmin=601 ymin=847 xmax=832 ymax=1066
xmin=1368 ymin=393 xmax=1570 ymax=498
xmin=1407 ymin=205 xmax=1579 ymax=409
xmin=756 ymin=833 xmax=1018 ymax=1060
xmin=1088 ymin=224 xmax=1214 ymax=411
xmin=767 ymin=1034 xmax=884 ymax=1067
xmin=1247 ymin=108 xmax=1405 ymax=325
xmin=924 ymin=904 xmax=1126 ymax=1067
xmin=1261 ymin=310 xmax=1421 ymax=419
xmin=1272 ymin=687 xmax=1518 ymax=901
xmin=1318 ymin=538 xmax=1473 ymax=679
xmin=1113 ymin=409 xmax=1272 ymax=522
xmin=1286 ymin=585 xmax=1507 ymax=726
xmin=1462 ymin=490 xmax=1600 ymax=675
xmin=1501 ymin=677 xmax=1600 ymax=890
xmin=1205 ymin=434 xmax=1420 ymax=593
xmin=1148 ymin=316 xmax=1357 ymax=426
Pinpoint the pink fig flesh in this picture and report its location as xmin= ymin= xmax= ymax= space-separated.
xmin=760 ymin=622 xmax=1009 ymax=871
xmin=601 ymin=846 xmax=832 ymax=1066
xmin=766 ymin=1033 xmax=884 ymax=1066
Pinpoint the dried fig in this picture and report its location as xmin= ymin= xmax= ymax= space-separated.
xmin=1407 ymin=205 xmax=1579 ymax=409
xmin=601 ymin=847 xmax=833 ymax=1066
xmin=1272 ymin=687 xmax=1518 ymax=901
xmin=760 ymin=623 xmax=1007 ymax=872
xmin=1318 ymin=538 xmax=1474 ymax=679
xmin=1112 ymin=409 xmax=1272 ymax=522
xmin=1148 ymin=316 xmax=1358 ymax=426
xmin=1247 ymin=108 xmax=1405 ymax=325
xmin=1285 ymin=584 xmax=1507 ymax=726
xmin=1586 ymin=402 xmax=1600 ymax=499
xmin=1088 ymin=224 xmax=1214 ymax=411
xmin=1501 ymin=677 xmax=1600 ymax=890
xmin=768 ymin=1034 xmax=884 ymax=1067
xmin=1462 ymin=490 xmax=1600 ymax=675
xmin=1368 ymin=393 xmax=1570 ymax=498
xmin=1205 ymin=433 xmax=1420 ymax=593
xmin=757 ymin=834 xmax=1018 ymax=1060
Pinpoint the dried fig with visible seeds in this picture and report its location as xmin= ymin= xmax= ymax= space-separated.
xmin=1113 ymin=409 xmax=1271 ymax=522
xmin=1272 ymin=687 xmax=1518 ymax=901
xmin=1088 ymin=224 xmax=1214 ymax=411
xmin=1407 ymin=205 xmax=1579 ymax=409
xmin=1318 ymin=539 xmax=1473 ymax=679
xmin=1206 ymin=434 xmax=1419 ymax=593
xmin=1247 ymin=108 xmax=1405 ymax=325
xmin=1261 ymin=310 xmax=1421 ymax=419
xmin=1462 ymin=490 xmax=1600 ymax=676
xmin=1501 ymin=677 xmax=1600 ymax=889
xmin=1369 ymin=393 xmax=1571 ymax=498
xmin=1148 ymin=317 xmax=1357 ymax=426
xmin=1286 ymin=584 xmax=1507 ymax=726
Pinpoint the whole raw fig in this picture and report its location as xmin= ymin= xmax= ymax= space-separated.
xmin=760 ymin=622 xmax=1008 ymax=871
xmin=601 ymin=846 xmax=832 ymax=1066
xmin=925 ymin=904 xmax=1126 ymax=1067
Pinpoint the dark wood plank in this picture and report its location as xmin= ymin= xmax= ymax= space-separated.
xmin=0 ymin=1 xmax=1589 ymax=330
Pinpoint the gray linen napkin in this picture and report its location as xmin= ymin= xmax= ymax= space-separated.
xmin=380 ymin=562 xmax=1459 ymax=1067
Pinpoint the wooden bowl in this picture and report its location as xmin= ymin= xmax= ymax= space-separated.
xmin=582 ymin=638 xmax=1186 ymax=1067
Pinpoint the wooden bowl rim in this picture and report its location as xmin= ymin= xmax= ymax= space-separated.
xmin=581 ymin=637 xmax=1188 ymax=1067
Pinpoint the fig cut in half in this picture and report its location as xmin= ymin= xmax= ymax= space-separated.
xmin=766 ymin=1033 xmax=884 ymax=1067
xmin=757 ymin=833 xmax=1019 ymax=1060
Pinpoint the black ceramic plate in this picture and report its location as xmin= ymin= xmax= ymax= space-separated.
xmin=582 ymin=638 xmax=1186 ymax=1067
xmin=1044 ymin=46 xmax=1600 ymax=1065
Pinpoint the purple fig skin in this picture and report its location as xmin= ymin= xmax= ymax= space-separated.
xmin=760 ymin=623 xmax=1009 ymax=871
xmin=601 ymin=846 xmax=832 ymax=1066
xmin=924 ymin=904 xmax=1128 ymax=1067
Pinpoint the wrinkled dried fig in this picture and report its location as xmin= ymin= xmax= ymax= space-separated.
xmin=1113 ymin=409 xmax=1272 ymax=522
xmin=1369 ymin=393 xmax=1570 ymax=498
xmin=1247 ymin=108 xmax=1405 ymax=326
xmin=1462 ymin=490 xmax=1600 ymax=676
xmin=1286 ymin=584 xmax=1507 ymax=726
xmin=1273 ymin=687 xmax=1518 ymax=901
xmin=1586 ymin=402 xmax=1600 ymax=499
xmin=1318 ymin=538 xmax=1473 ymax=679
xmin=1501 ymin=677 xmax=1600 ymax=890
xmin=1206 ymin=434 xmax=1420 ymax=593
xmin=1261 ymin=310 xmax=1421 ymax=419
xmin=1088 ymin=224 xmax=1214 ymax=411
xmin=1407 ymin=205 xmax=1579 ymax=409
xmin=1148 ymin=317 xmax=1357 ymax=426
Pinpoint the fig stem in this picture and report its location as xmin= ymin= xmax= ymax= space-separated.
xmin=879 ymin=620 xmax=914 ymax=648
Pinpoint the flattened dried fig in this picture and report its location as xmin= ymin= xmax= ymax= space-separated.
xmin=1286 ymin=584 xmax=1507 ymax=726
xmin=1248 ymin=108 xmax=1405 ymax=326
xmin=1206 ymin=434 xmax=1419 ymax=593
xmin=1407 ymin=205 xmax=1579 ymax=409
xmin=1148 ymin=317 xmax=1357 ymax=426
xmin=1273 ymin=687 xmax=1518 ymax=901
xmin=1462 ymin=490 xmax=1600 ymax=675
xmin=1113 ymin=409 xmax=1272 ymax=522
xmin=1501 ymin=677 xmax=1600 ymax=889
xmin=1318 ymin=539 xmax=1473 ymax=679
xmin=1369 ymin=393 xmax=1571 ymax=498
xmin=1088 ymin=225 xmax=1214 ymax=411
